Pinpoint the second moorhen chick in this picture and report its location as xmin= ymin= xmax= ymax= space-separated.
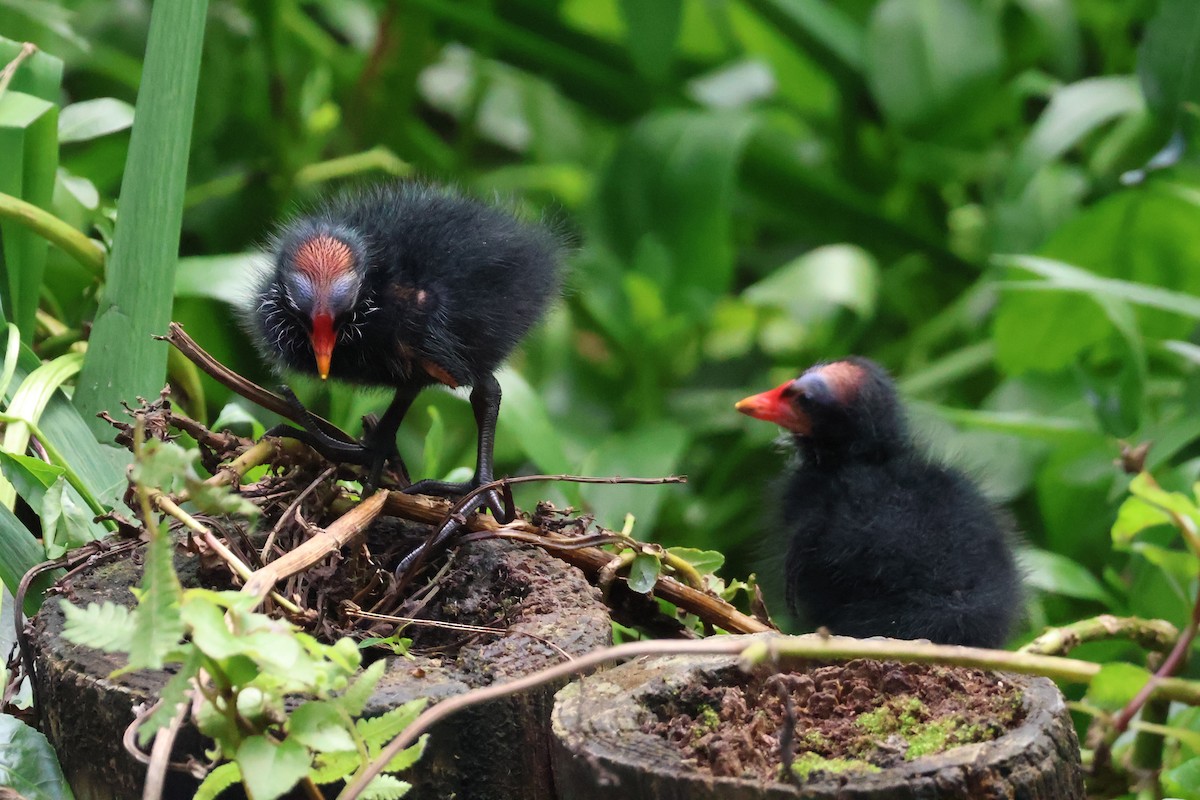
xmin=246 ymin=182 xmax=561 ymax=507
xmin=736 ymin=357 xmax=1020 ymax=647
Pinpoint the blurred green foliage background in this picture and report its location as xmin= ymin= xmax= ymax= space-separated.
xmin=3 ymin=0 xmax=1200 ymax=644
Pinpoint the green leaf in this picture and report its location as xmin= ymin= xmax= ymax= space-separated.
xmin=0 ymin=89 xmax=58 ymax=343
xmin=743 ymin=244 xmax=879 ymax=322
xmin=591 ymin=110 xmax=758 ymax=303
xmin=58 ymin=98 xmax=136 ymax=143
xmin=381 ymin=735 xmax=427 ymax=776
xmin=361 ymin=773 xmax=413 ymax=800
xmin=0 ymin=37 xmax=64 ymax=102
xmin=0 ymin=712 xmax=73 ymax=800
xmin=1163 ymin=756 xmax=1200 ymax=799
xmin=194 ymin=761 xmax=242 ymax=800
xmin=211 ymin=402 xmax=266 ymax=440
xmin=865 ymin=0 xmax=1002 ymax=133
xmin=420 ymin=405 xmax=445 ymax=482
xmin=138 ymin=647 xmax=201 ymax=746
xmin=0 ymin=502 xmax=50 ymax=615
xmin=181 ymin=598 xmax=242 ymax=660
xmin=579 ymin=422 xmax=689 ymax=533
xmin=1131 ymin=542 xmax=1200 ymax=582
xmin=496 ymin=366 xmax=572 ymax=476
xmin=288 ymin=701 xmax=356 ymax=753
xmin=1112 ymin=495 xmax=1173 ymax=545
xmin=174 ymin=252 xmax=257 ymax=305
xmin=40 ymin=477 xmax=103 ymax=559
xmin=739 ymin=0 xmax=866 ymax=75
xmin=0 ymin=452 xmax=64 ymax=509
xmin=627 ymin=553 xmax=661 ymax=594
xmin=618 ymin=0 xmax=681 ymax=85
xmin=74 ymin=0 xmax=211 ymax=439
xmin=1006 ymin=77 xmax=1143 ymax=197
xmin=59 ymin=600 xmax=135 ymax=653
xmin=335 ymin=659 xmax=387 ymax=717
xmin=357 ymin=699 xmax=427 ymax=752
xmin=666 ymin=547 xmax=725 ymax=575
xmin=1086 ymin=662 xmax=1152 ymax=710
xmin=1019 ymin=548 xmax=1115 ymax=605
xmin=236 ymin=736 xmax=311 ymax=800
xmin=127 ymin=512 xmax=185 ymax=670
xmin=999 ymin=254 xmax=1200 ymax=320
xmin=1138 ymin=0 xmax=1200 ymax=124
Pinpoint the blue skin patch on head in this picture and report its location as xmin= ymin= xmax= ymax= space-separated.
xmin=794 ymin=372 xmax=836 ymax=407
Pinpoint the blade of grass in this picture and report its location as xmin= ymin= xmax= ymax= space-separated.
xmin=0 ymin=90 xmax=58 ymax=342
xmin=73 ymin=0 xmax=210 ymax=440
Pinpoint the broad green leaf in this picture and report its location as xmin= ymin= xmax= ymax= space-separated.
xmin=0 ymin=452 xmax=64 ymax=510
xmin=496 ymin=366 xmax=572 ymax=476
xmin=1086 ymin=662 xmax=1152 ymax=710
xmin=0 ymin=502 xmax=47 ymax=614
xmin=1019 ymin=548 xmax=1115 ymax=605
xmin=194 ymin=761 xmax=241 ymax=800
xmin=1163 ymin=756 xmax=1200 ymax=800
xmin=739 ymin=0 xmax=865 ymax=75
xmin=181 ymin=598 xmax=243 ymax=660
xmin=579 ymin=422 xmax=689 ymax=533
xmin=1137 ymin=0 xmax=1200 ymax=123
xmin=743 ymin=244 xmax=879 ymax=322
xmin=0 ymin=89 xmax=58 ymax=343
xmin=999 ymin=255 xmax=1200 ymax=320
xmin=0 ymin=37 xmax=64 ymax=102
xmin=58 ymin=98 xmax=135 ymax=143
xmin=666 ymin=547 xmax=725 ymax=575
xmin=619 ymin=0 xmax=681 ymax=85
xmin=2 ymin=351 xmax=84 ymax=459
xmin=59 ymin=600 xmax=135 ymax=653
xmin=865 ymin=0 xmax=1002 ymax=134
xmin=627 ymin=552 xmax=661 ymax=594
xmin=236 ymin=736 xmax=311 ymax=800
xmin=174 ymin=252 xmax=258 ymax=305
xmin=211 ymin=402 xmax=266 ymax=440
xmin=590 ymin=110 xmax=757 ymax=303
xmin=1131 ymin=542 xmax=1200 ymax=582
xmin=1006 ymin=77 xmax=1143 ymax=197
xmin=420 ymin=405 xmax=445 ymax=482
xmin=40 ymin=478 xmax=102 ymax=559
xmin=288 ymin=701 xmax=356 ymax=752
xmin=1112 ymin=496 xmax=1172 ymax=545
xmin=74 ymin=0 xmax=211 ymax=439
xmin=0 ymin=712 xmax=73 ymax=800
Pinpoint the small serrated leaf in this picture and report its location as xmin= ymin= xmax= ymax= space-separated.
xmin=361 ymin=773 xmax=413 ymax=800
xmin=193 ymin=760 xmax=242 ymax=800
xmin=357 ymin=699 xmax=427 ymax=752
xmin=60 ymin=600 xmax=135 ymax=652
xmin=128 ymin=512 xmax=184 ymax=670
xmin=336 ymin=659 xmax=387 ymax=717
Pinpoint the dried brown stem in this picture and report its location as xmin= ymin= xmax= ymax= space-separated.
xmin=162 ymin=323 xmax=352 ymax=443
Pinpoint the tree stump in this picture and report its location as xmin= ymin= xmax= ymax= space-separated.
xmin=551 ymin=640 xmax=1084 ymax=800
xmin=30 ymin=535 xmax=611 ymax=800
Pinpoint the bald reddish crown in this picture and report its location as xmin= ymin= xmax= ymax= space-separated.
xmin=294 ymin=234 xmax=355 ymax=283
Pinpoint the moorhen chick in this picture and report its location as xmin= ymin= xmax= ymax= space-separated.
xmin=246 ymin=182 xmax=561 ymax=512
xmin=736 ymin=357 xmax=1020 ymax=647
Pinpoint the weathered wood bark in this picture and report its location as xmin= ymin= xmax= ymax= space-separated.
xmin=551 ymin=644 xmax=1084 ymax=800
xmin=30 ymin=536 xmax=611 ymax=800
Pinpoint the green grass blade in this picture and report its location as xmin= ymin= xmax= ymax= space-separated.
xmin=0 ymin=90 xmax=58 ymax=342
xmin=0 ymin=501 xmax=50 ymax=616
xmin=73 ymin=0 xmax=210 ymax=440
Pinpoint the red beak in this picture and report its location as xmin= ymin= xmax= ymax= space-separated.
xmin=735 ymin=380 xmax=810 ymax=434
xmin=310 ymin=311 xmax=335 ymax=379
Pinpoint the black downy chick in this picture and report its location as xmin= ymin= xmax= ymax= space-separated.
xmin=736 ymin=357 xmax=1020 ymax=648
xmin=247 ymin=182 xmax=561 ymax=510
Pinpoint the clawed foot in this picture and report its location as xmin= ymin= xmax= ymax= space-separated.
xmin=402 ymin=477 xmax=511 ymax=522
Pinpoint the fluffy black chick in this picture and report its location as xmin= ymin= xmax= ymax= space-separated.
xmin=247 ymin=182 xmax=561 ymax=505
xmin=736 ymin=357 xmax=1020 ymax=648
